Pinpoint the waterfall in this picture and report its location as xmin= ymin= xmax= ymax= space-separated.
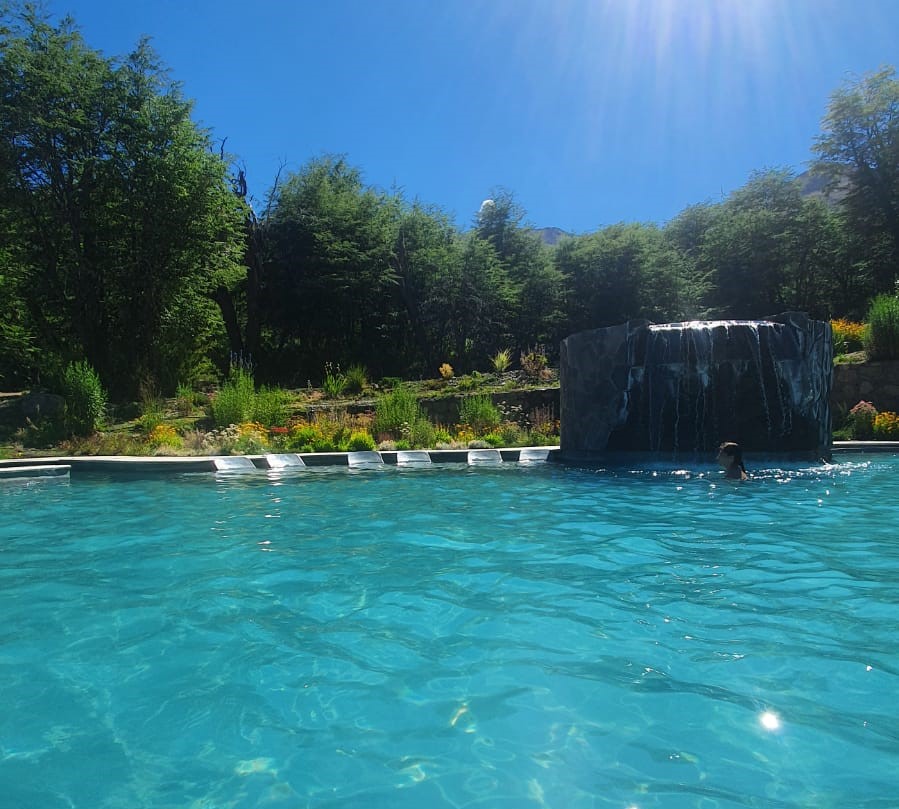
xmin=560 ymin=313 xmax=832 ymax=459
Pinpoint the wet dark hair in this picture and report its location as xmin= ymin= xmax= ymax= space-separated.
xmin=718 ymin=441 xmax=747 ymax=474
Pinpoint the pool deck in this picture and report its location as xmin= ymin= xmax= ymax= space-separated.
xmin=0 ymin=442 xmax=894 ymax=480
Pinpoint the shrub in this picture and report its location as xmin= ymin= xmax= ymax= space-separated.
xmin=232 ymin=422 xmax=269 ymax=454
xmin=148 ymin=424 xmax=182 ymax=448
xmin=433 ymin=427 xmax=453 ymax=445
xmin=322 ymin=363 xmax=346 ymax=398
xmin=61 ymin=431 xmax=146 ymax=456
xmin=831 ymin=318 xmax=866 ymax=354
xmin=286 ymin=412 xmax=371 ymax=452
xmin=253 ymin=386 xmax=289 ymax=427
xmin=848 ymin=400 xmax=877 ymax=439
xmin=520 ymin=345 xmax=549 ymax=380
xmin=139 ymin=398 xmax=166 ymax=434
xmin=373 ymin=385 xmax=424 ymax=438
xmin=175 ymin=383 xmax=197 ymax=416
xmin=209 ymin=370 xmax=288 ymax=429
xmin=529 ymin=404 xmax=559 ymax=439
xmin=864 ymin=295 xmax=899 ymax=360
xmin=458 ymin=395 xmax=501 ymax=435
xmin=491 ymin=348 xmax=512 ymax=374
xmin=873 ymin=411 xmax=899 ymax=439
xmin=61 ymin=361 xmax=107 ymax=436
xmin=457 ymin=371 xmax=487 ymax=391
xmin=499 ymin=421 xmax=527 ymax=446
xmin=210 ymin=369 xmax=255 ymax=427
xmin=344 ymin=364 xmax=368 ymax=395
xmin=438 ymin=363 xmax=454 ymax=379
xmin=454 ymin=425 xmax=475 ymax=444
xmin=286 ymin=423 xmax=318 ymax=452
xmin=347 ymin=430 xmax=376 ymax=451
xmin=406 ymin=418 xmax=436 ymax=449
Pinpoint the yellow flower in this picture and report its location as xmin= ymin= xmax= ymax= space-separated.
xmin=148 ymin=424 xmax=181 ymax=447
xmin=831 ymin=319 xmax=866 ymax=352
xmin=873 ymin=411 xmax=899 ymax=438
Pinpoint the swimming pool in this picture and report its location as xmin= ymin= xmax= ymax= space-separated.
xmin=2 ymin=457 xmax=898 ymax=808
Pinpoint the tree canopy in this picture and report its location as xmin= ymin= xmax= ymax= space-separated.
xmin=2 ymin=5 xmax=898 ymax=396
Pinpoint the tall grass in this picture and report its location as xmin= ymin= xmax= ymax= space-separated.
xmin=209 ymin=370 xmax=289 ymax=428
xmin=373 ymin=385 xmax=425 ymax=439
xmin=864 ymin=295 xmax=899 ymax=360
xmin=458 ymin=394 xmax=501 ymax=435
xmin=210 ymin=369 xmax=256 ymax=426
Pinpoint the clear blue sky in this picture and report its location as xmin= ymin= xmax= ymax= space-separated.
xmin=48 ymin=0 xmax=899 ymax=232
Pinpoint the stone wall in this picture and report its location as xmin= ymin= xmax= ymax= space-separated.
xmin=418 ymin=388 xmax=559 ymax=426
xmin=831 ymin=361 xmax=899 ymax=413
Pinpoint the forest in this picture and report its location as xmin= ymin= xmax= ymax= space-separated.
xmin=3 ymin=7 xmax=899 ymax=398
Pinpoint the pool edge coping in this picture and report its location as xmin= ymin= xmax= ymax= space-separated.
xmin=0 ymin=441 xmax=894 ymax=478
xmin=0 ymin=447 xmax=563 ymax=476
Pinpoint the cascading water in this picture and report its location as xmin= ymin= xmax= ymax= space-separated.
xmin=559 ymin=312 xmax=832 ymax=460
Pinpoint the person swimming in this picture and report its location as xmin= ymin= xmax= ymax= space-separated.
xmin=717 ymin=441 xmax=748 ymax=480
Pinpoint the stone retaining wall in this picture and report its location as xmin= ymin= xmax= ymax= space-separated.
xmin=832 ymin=361 xmax=899 ymax=413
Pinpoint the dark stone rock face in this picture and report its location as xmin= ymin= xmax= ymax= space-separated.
xmin=560 ymin=313 xmax=832 ymax=460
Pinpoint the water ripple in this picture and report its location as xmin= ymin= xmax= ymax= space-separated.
xmin=1 ymin=459 xmax=898 ymax=808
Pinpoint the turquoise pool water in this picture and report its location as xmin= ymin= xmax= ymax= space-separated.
xmin=2 ymin=458 xmax=898 ymax=808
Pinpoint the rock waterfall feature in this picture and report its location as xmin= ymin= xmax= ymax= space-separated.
xmin=559 ymin=313 xmax=832 ymax=461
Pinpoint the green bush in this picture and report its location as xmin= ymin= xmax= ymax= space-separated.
xmin=175 ymin=383 xmax=196 ymax=416
xmin=864 ymin=295 xmax=899 ymax=360
xmin=61 ymin=361 xmax=107 ymax=436
xmin=210 ymin=369 xmax=255 ymax=427
xmin=347 ymin=430 xmax=376 ymax=451
xmin=209 ymin=371 xmax=288 ymax=428
xmin=458 ymin=395 xmax=501 ymax=435
xmin=499 ymin=422 xmax=527 ymax=446
xmin=138 ymin=398 xmax=166 ymax=434
xmin=406 ymin=418 xmax=436 ymax=449
xmin=457 ymin=371 xmax=487 ymax=391
xmin=848 ymin=400 xmax=877 ymax=439
xmin=253 ymin=386 xmax=289 ymax=427
xmin=373 ymin=385 xmax=424 ymax=438
xmin=344 ymin=364 xmax=368 ymax=395
xmin=322 ymin=363 xmax=346 ymax=398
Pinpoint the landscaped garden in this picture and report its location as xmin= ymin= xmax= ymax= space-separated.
xmin=8 ymin=297 xmax=899 ymax=460
xmin=0 ymin=348 xmax=561 ymax=460
xmin=831 ymin=295 xmax=899 ymax=440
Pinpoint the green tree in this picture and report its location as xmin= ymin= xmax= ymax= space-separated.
xmin=556 ymin=222 xmax=696 ymax=332
xmin=813 ymin=66 xmax=899 ymax=294
xmin=0 ymin=6 xmax=245 ymax=394
xmin=389 ymin=201 xmax=460 ymax=373
xmin=701 ymin=170 xmax=845 ymax=319
xmin=475 ymin=190 xmax=564 ymax=353
xmin=262 ymin=156 xmax=400 ymax=381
